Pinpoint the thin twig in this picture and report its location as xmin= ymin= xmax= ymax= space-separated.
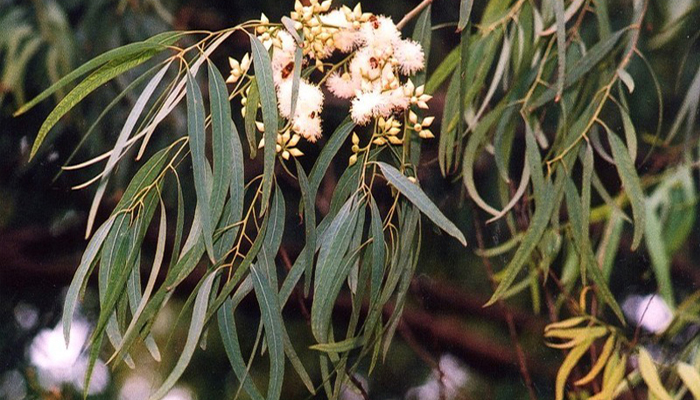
xmin=396 ymin=0 xmax=433 ymax=30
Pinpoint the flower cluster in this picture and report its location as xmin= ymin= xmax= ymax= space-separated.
xmin=226 ymin=1 xmax=433 ymax=160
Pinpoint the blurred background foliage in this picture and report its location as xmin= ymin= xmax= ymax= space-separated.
xmin=1 ymin=0 xmax=700 ymax=399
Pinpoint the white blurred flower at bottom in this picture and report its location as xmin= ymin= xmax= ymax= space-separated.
xmin=406 ymin=354 xmax=469 ymax=400
xmin=622 ymin=293 xmax=674 ymax=334
xmin=28 ymin=318 xmax=109 ymax=395
xmin=119 ymin=374 xmax=195 ymax=400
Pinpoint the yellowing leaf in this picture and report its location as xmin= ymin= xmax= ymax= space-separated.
xmin=638 ymin=348 xmax=673 ymax=400
xmin=575 ymin=335 xmax=616 ymax=386
xmin=545 ymin=316 xmax=588 ymax=332
xmin=556 ymin=337 xmax=595 ymax=400
xmin=678 ymin=363 xmax=700 ymax=400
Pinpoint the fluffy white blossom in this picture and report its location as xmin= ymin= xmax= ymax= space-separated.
xmin=351 ymin=90 xmax=386 ymax=125
xmin=320 ymin=10 xmax=361 ymax=52
xmin=277 ymin=79 xmax=324 ymax=120
xmin=359 ymin=16 xmax=401 ymax=55
xmin=292 ymin=113 xmax=323 ymax=142
xmin=394 ymin=39 xmax=425 ymax=75
xmin=327 ymin=71 xmax=360 ymax=99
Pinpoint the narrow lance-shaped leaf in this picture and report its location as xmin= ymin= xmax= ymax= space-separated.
xmin=552 ymin=0 xmax=566 ymax=101
xmin=644 ymin=204 xmax=675 ymax=306
xmin=85 ymin=60 xmax=171 ymax=237
xmin=29 ymin=49 xmax=164 ymax=160
xmin=458 ymin=0 xmax=473 ymax=32
xmin=606 ymin=128 xmax=645 ymax=250
xmin=677 ymin=363 xmax=700 ymax=400
xmin=62 ymin=216 xmax=116 ymax=345
xmin=250 ymin=34 xmax=279 ymax=212
xmin=119 ymin=197 xmax=168 ymax=361
xmin=555 ymin=337 xmax=596 ymax=400
xmin=638 ymin=348 xmax=673 ymax=400
xmin=425 ymin=47 xmax=459 ymax=94
xmin=288 ymin=44 xmax=303 ymax=120
xmin=486 ymin=179 xmax=560 ymax=307
xmin=312 ymin=196 xmax=359 ymax=342
xmin=245 ymin=77 xmax=260 ymax=157
xmin=308 ymin=116 xmax=355 ymax=194
xmin=251 ymin=265 xmax=285 ymax=400
xmin=530 ymin=29 xmax=626 ymax=109
xmin=295 ymin=160 xmax=316 ymax=296
xmin=218 ymin=295 xmax=265 ymax=400
xmin=15 ymin=31 xmax=182 ymax=117
xmin=148 ymin=270 xmax=218 ymax=400
xmin=186 ymin=70 xmax=216 ymax=263
xmin=369 ymin=198 xmax=385 ymax=308
xmin=208 ymin=61 xmax=234 ymax=226
xmin=377 ymin=162 xmax=466 ymax=246
xmin=574 ymin=335 xmax=615 ymax=386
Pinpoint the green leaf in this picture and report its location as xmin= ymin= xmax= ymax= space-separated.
xmin=250 ymin=34 xmax=278 ymax=212
xmin=377 ymin=162 xmax=466 ymax=246
xmin=462 ymin=103 xmax=507 ymax=216
xmin=251 ymin=265 xmax=285 ymax=400
xmin=308 ymin=116 xmax=355 ymax=194
xmin=288 ymin=44 xmax=303 ymax=120
xmin=644 ymin=203 xmax=675 ymax=306
xmin=638 ymin=348 xmax=673 ymax=400
xmin=215 ymin=119 xmax=245 ymax=259
xmin=530 ymin=29 xmax=626 ymax=109
xmin=208 ymin=61 xmax=234 ymax=228
xmin=29 ymin=48 xmax=164 ymax=160
xmin=186 ymin=70 xmax=216 ymax=263
xmin=618 ymin=103 xmax=637 ymax=161
xmin=218 ymin=296 xmax=265 ymax=400
xmin=295 ymin=160 xmax=316 ymax=297
xmin=281 ymin=16 xmax=303 ymax=44
xmin=425 ymin=47 xmax=459 ymax=94
xmin=486 ymin=180 xmax=559 ymax=307
xmin=244 ymin=77 xmax=260 ymax=158
xmin=369 ymin=199 xmax=385 ymax=309
xmin=677 ymin=362 xmax=700 ymax=400
xmin=582 ymin=144 xmax=594 ymax=241
xmin=411 ymin=5 xmax=432 ymax=88
xmin=312 ymin=196 xmax=360 ymax=342
xmin=597 ymin=210 xmax=624 ymax=282
xmin=606 ymin=128 xmax=645 ymax=250
xmin=552 ymin=0 xmax=566 ymax=101
xmin=85 ymin=60 xmax=171 ymax=237
xmin=126 ymin=258 xmax=161 ymax=361
xmin=439 ymin=70 xmax=461 ymax=176
xmin=148 ymin=270 xmax=218 ymax=400
xmin=124 ymin=198 xmax=167 ymax=362
xmin=310 ymin=336 xmax=365 ymax=353
xmin=62 ymin=216 xmax=115 ymax=345
xmin=524 ymin=121 xmax=545 ymax=201
xmin=14 ymin=31 xmax=181 ymax=117
xmin=565 ymin=178 xmax=625 ymax=322
xmin=458 ymin=0 xmax=473 ymax=32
